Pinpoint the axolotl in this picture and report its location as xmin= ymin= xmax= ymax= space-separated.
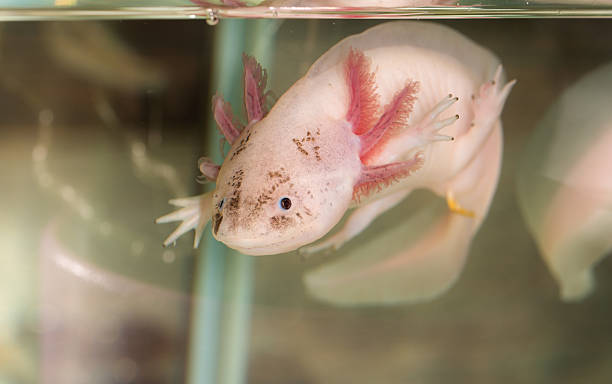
xmin=157 ymin=22 xmax=515 ymax=260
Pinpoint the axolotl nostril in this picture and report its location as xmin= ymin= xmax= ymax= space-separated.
xmin=156 ymin=21 xmax=515 ymax=258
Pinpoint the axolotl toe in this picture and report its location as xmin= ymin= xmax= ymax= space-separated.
xmin=156 ymin=21 xmax=515 ymax=257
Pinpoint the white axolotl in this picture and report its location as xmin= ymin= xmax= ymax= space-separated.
xmin=157 ymin=22 xmax=515 ymax=263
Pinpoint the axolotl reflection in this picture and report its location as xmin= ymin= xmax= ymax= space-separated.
xmin=157 ymin=22 xmax=515 ymax=297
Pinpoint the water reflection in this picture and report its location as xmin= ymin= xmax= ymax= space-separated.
xmin=40 ymin=221 xmax=188 ymax=384
xmin=1 ymin=18 xmax=612 ymax=384
xmin=517 ymin=62 xmax=612 ymax=301
xmin=0 ymin=21 xmax=205 ymax=382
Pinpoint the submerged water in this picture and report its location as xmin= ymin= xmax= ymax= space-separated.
xmin=0 ymin=17 xmax=611 ymax=384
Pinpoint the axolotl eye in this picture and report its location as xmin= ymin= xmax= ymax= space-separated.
xmin=279 ymin=197 xmax=292 ymax=210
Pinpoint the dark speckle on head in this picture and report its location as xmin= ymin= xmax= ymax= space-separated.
xmin=230 ymin=128 xmax=254 ymax=160
xmin=247 ymin=168 xmax=293 ymax=216
xmin=267 ymin=169 xmax=290 ymax=184
xmin=292 ymin=131 xmax=322 ymax=160
xmin=226 ymin=169 xmax=244 ymax=221
xmin=270 ymin=215 xmax=294 ymax=230
xmin=292 ymin=138 xmax=309 ymax=156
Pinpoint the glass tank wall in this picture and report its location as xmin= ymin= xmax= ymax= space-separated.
xmin=1 ymin=1 xmax=612 ymax=19
xmin=0 ymin=16 xmax=611 ymax=384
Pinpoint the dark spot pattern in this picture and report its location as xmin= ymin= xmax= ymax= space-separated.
xmin=227 ymin=169 xmax=244 ymax=214
xmin=270 ymin=215 xmax=294 ymax=230
xmin=292 ymin=138 xmax=309 ymax=156
xmin=230 ymin=129 xmax=253 ymax=160
xmin=250 ymin=168 xmax=292 ymax=215
xmin=221 ymin=165 xmax=310 ymax=233
xmin=292 ymin=129 xmax=322 ymax=161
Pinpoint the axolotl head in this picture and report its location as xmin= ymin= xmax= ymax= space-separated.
xmin=210 ymin=111 xmax=361 ymax=256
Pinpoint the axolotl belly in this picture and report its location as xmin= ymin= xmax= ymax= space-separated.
xmin=156 ymin=22 xmax=515 ymax=258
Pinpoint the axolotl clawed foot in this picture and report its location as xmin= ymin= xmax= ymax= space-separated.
xmin=472 ymin=65 xmax=516 ymax=127
xmin=412 ymin=94 xmax=459 ymax=144
xmin=446 ymin=190 xmax=476 ymax=218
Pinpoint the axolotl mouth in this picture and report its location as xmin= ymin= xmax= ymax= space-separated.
xmin=212 ymin=213 xmax=223 ymax=236
xmin=213 ymin=230 xmax=305 ymax=256
xmin=218 ymin=238 xmax=292 ymax=256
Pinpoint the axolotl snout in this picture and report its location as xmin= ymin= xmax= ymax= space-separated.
xmin=157 ymin=22 xmax=515 ymax=257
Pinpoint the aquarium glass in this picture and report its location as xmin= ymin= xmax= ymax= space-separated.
xmin=0 ymin=6 xmax=611 ymax=384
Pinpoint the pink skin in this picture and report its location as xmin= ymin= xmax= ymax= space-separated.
xmin=304 ymin=51 xmax=505 ymax=304
xmin=344 ymin=48 xmax=428 ymax=201
xmin=300 ymin=25 xmax=513 ymax=259
xmin=359 ymin=81 xmax=419 ymax=160
xmin=197 ymin=157 xmax=220 ymax=183
xmin=212 ymin=49 xmax=425 ymax=242
xmin=306 ymin=125 xmax=502 ymax=305
xmin=160 ymin=47 xmax=426 ymax=248
xmin=345 ymin=48 xmax=379 ymax=136
xmin=157 ymin=22 xmax=514 ymax=307
xmin=354 ymin=153 xmax=424 ymax=203
xmin=204 ymin=53 xmax=269 ymax=179
xmin=212 ymin=95 xmax=242 ymax=145
xmin=156 ymin=52 xmax=268 ymax=247
xmin=211 ymin=54 xmax=266 ymax=146
xmin=242 ymin=54 xmax=268 ymax=124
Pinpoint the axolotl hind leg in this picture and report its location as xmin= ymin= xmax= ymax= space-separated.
xmin=450 ymin=65 xmax=515 ymax=176
xmin=473 ymin=66 xmax=516 ymax=129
